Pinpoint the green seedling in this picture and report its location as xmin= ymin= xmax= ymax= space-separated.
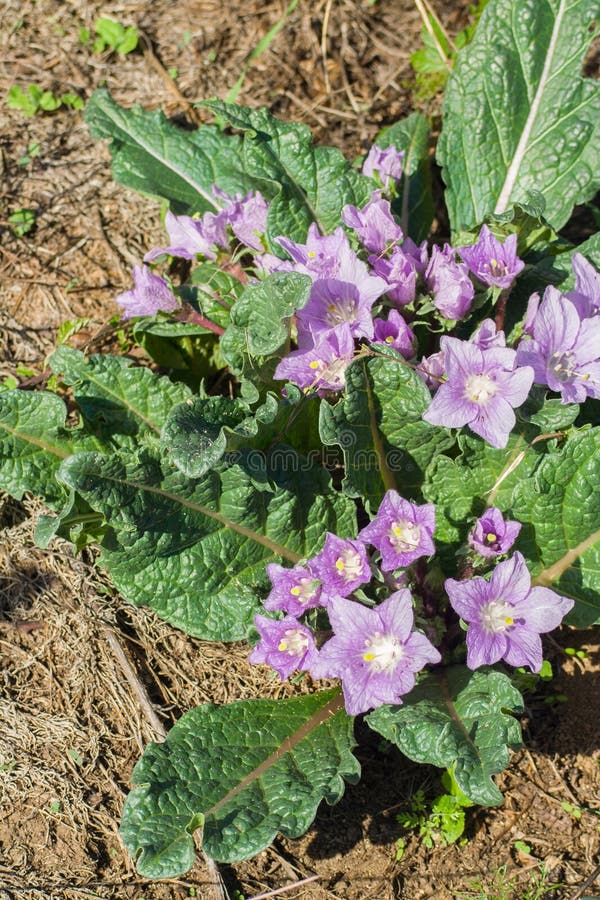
xmin=7 ymin=84 xmax=83 ymax=116
xmin=8 ymin=208 xmax=36 ymax=236
xmin=93 ymin=17 xmax=138 ymax=55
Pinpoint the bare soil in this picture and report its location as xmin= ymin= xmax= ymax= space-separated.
xmin=0 ymin=2 xmax=598 ymax=899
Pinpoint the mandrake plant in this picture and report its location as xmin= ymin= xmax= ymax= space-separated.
xmin=1 ymin=0 xmax=599 ymax=878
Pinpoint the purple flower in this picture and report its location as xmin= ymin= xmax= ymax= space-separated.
xmin=342 ymin=196 xmax=403 ymax=254
xmin=308 ymin=533 xmax=371 ymax=602
xmin=362 ymin=145 xmax=404 ymax=188
xmin=416 ymin=349 xmax=446 ymax=392
xmin=372 ymin=309 xmax=415 ymax=358
xmin=470 ymin=319 xmax=506 ymax=351
xmin=264 ymin=563 xmax=323 ymax=616
xmin=213 ymin=187 xmax=269 ymax=251
xmin=249 ymin=614 xmax=319 ymax=680
xmin=402 ymin=237 xmax=429 ymax=275
xmin=144 ymin=209 xmax=228 ymax=263
xmin=425 ymin=244 xmax=474 ymax=320
xmin=445 ymin=552 xmax=574 ymax=672
xmin=523 ymin=293 xmax=540 ymax=336
xmin=515 ymin=287 xmax=600 ymax=403
xmin=566 ymin=253 xmax=600 ymax=319
xmin=310 ymin=590 xmax=441 ymax=715
xmin=468 ymin=508 xmax=521 ymax=558
xmin=458 ymin=225 xmax=525 ymax=289
xmin=359 ymin=491 xmax=436 ymax=571
xmin=273 ymin=325 xmax=354 ymax=393
xmin=370 ymin=247 xmax=417 ymax=307
xmin=423 ymin=337 xmax=534 ymax=449
xmin=115 ymin=265 xmax=180 ymax=319
xmin=297 ymin=275 xmax=385 ymax=343
xmin=276 ymin=224 xmax=351 ymax=280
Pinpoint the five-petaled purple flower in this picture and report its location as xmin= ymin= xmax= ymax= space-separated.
xmin=309 ymin=533 xmax=371 ymax=602
xmin=445 ymin=552 xmax=573 ymax=672
xmin=144 ymin=209 xmax=228 ymax=262
xmin=468 ymin=508 xmax=521 ymax=558
xmin=264 ymin=563 xmax=323 ymax=617
xmin=458 ymin=225 xmax=525 ymax=290
xmin=515 ymin=287 xmax=600 ymax=404
xmin=566 ymin=253 xmax=600 ymax=319
xmin=116 ymin=265 xmax=180 ymax=319
xmin=250 ymin=614 xmax=318 ymax=680
xmin=423 ymin=337 xmax=534 ymax=448
xmin=273 ymin=324 xmax=354 ymax=393
xmin=309 ymin=590 xmax=440 ymax=715
xmin=359 ymin=491 xmax=436 ymax=571
xmin=370 ymin=247 xmax=417 ymax=307
xmin=342 ymin=196 xmax=403 ymax=255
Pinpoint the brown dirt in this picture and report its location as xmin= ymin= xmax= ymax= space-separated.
xmin=0 ymin=1 xmax=599 ymax=899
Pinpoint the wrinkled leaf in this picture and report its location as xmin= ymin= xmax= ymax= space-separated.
xmin=367 ymin=668 xmax=523 ymax=806
xmin=438 ymin=0 xmax=600 ymax=231
xmin=121 ymin=690 xmax=358 ymax=873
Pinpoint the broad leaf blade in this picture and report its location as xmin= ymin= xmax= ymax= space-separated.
xmin=121 ymin=690 xmax=358 ymax=874
xmin=512 ymin=428 xmax=600 ymax=626
xmin=57 ymin=447 xmax=356 ymax=640
xmin=319 ymin=352 xmax=453 ymax=511
xmin=438 ymin=0 xmax=600 ymax=230
xmin=367 ymin=668 xmax=523 ymax=806
xmin=203 ymin=101 xmax=375 ymax=246
xmin=49 ymin=346 xmax=192 ymax=440
xmin=85 ymin=89 xmax=253 ymax=214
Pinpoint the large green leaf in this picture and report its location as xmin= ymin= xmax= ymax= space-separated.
xmin=84 ymin=89 xmax=253 ymax=214
xmin=57 ymin=446 xmax=356 ymax=640
xmin=319 ymin=351 xmax=453 ymax=512
xmin=203 ymin=101 xmax=375 ymax=247
xmin=0 ymin=390 xmax=98 ymax=508
xmin=121 ymin=690 xmax=358 ymax=874
xmin=367 ymin=668 xmax=523 ymax=806
xmin=438 ymin=0 xmax=600 ymax=231
xmin=49 ymin=346 xmax=191 ymax=442
xmin=512 ymin=428 xmax=600 ymax=626
xmin=375 ymin=112 xmax=434 ymax=242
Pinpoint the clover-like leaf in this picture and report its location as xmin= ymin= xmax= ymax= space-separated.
xmin=367 ymin=667 xmax=523 ymax=806
xmin=320 ymin=352 xmax=453 ymax=511
xmin=512 ymin=428 xmax=600 ymax=626
xmin=57 ymin=445 xmax=356 ymax=640
xmin=121 ymin=690 xmax=359 ymax=874
xmin=438 ymin=0 xmax=600 ymax=231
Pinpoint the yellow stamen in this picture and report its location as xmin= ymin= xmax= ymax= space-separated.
xmin=363 ymin=652 xmax=375 ymax=661
xmin=385 ymin=335 xmax=394 ymax=343
xmin=335 ymin=558 xmax=345 ymax=571
xmin=309 ymin=360 xmax=320 ymax=369
xmin=307 ymin=250 xmax=316 ymax=258
xmin=328 ymin=304 xmax=337 ymax=312
xmin=504 ymin=617 xmax=513 ymax=626
xmin=486 ymin=533 xmax=497 ymax=543
xmin=278 ymin=640 xmax=288 ymax=651
xmin=290 ymin=586 xmax=301 ymax=596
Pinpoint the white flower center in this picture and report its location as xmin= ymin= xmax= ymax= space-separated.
xmin=362 ymin=631 xmax=404 ymax=673
xmin=388 ymin=519 xmax=421 ymax=552
xmin=326 ymin=299 xmax=357 ymax=326
xmin=480 ymin=600 xmax=514 ymax=634
xmin=277 ymin=628 xmax=309 ymax=657
xmin=488 ymin=257 xmax=509 ymax=277
xmin=334 ymin=548 xmax=364 ymax=582
xmin=290 ymin=576 xmax=320 ymax=605
xmin=548 ymin=351 xmax=576 ymax=383
xmin=464 ymin=373 xmax=498 ymax=405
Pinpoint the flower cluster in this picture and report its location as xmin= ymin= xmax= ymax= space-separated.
xmin=248 ymin=490 xmax=572 ymax=714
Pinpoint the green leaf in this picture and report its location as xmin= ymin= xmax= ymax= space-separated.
xmin=375 ymin=112 xmax=434 ymax=242
xmin=161 ymin=396 xmax=257 ymax=478
xmin=518 ymin=387 xmax=579 ymax=432
xmin=49 ymin=346 xmax=192 ymax=441
xmin=84 ymin=90 xmax=253 ymax=215
xmin=319 ymin=351 xmax=454 ymax=511
xmin=202 ymin=100 xmax=375 ymax=247
xmin=512 ymin=428 xmax=600 ymax=626
xmin=438 ymin=0 xmax=600 ymax=231
xmin=7 ymin=84 xmax=38 ymax=116
xmin=57 ymin=446 xmax=356 ymax=640
xmin=423 ymin=431 xmax=544 ymax=546
xmin=367 ymin=668 xmax=523 ymax=806
xmin=121 ymin=690 xmax=358 ymax=873
xmin=221 ymin=272 xmax=312 ymax=375
xmin=0 ymin=390 xmax=96 ymax=508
